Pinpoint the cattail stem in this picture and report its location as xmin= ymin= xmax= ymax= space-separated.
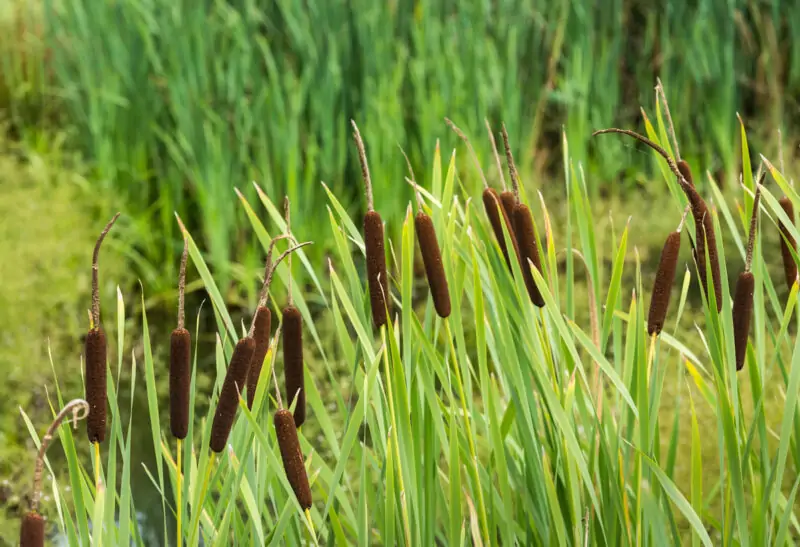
xmin=592 ymin=129 xmax=689 ymax=188
xmin=655 ymin=78 xmax=680 ymax=161
xmin=351 ymin=120 xmax=374 ymax=211
xmin=485 ymin=118 xmax=507 ymax=191
xmin=501 ymin=124 xmax=521 ymax=203
xmin=94 ymin=441 xmax=101 ymax=485
xmin=285 ymin=198 xmax=294 ymax=307
xmin=30 ymin=399 xmax=89 ymax=513
xmin=176 ymin=438 xmax=183 ymax=547
xmin=91 ymin=213 xmax=120 ymax=328
xmin=445 ymin=118 xmax=488 ymax=189
xmin=177 ymin=234 xmax=188 ymax=330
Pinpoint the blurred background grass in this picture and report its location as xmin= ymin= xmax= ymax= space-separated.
xmin=0 ymin=0 xmax=799 ymax=542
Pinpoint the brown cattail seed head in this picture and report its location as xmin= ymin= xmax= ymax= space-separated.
xmin=85 ymin=328 xmax=107 ymax=443
xmin=274 ymin=409 xmax=312 ymax=509
xmin=246 ymin=307 xmax=271 ymax=410
xmin=19 ymin=512 xmax=45 ymax=547
xmin=210 ymin=337 xmax=255 ymax=453
xmin=364 ymin=210 xmax=390 ymax=328
xmin=169 ymin=328 xmax=191 ymax=439
xmin=499 ymin=191 xmax=517 ymax=232
xmin=512 ymin=204 xmax=545 ymax=307
xmin=684 ymin=187 xmax=722 ymax=312
xmin=677 ymin=160 xmax=694 ymax=187
xmin=482 ymin=188 xmax=519 ymax=270
xmin=779 ymin=197 xmax=797 ymax=289
xmin=282 ymin=306 xmax=305 ymax=426
xmin=647 ymin=231 xmax=681 ymax=335
xmin=414 ymin=212 xmax=451 ymax=318
xmin=732 ymin=272 xmax=754 ymax=371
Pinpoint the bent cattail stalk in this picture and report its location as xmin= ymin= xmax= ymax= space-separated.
xmin=21 ymin=399 xmax=89 ymax=547
xmin=592 ymin=130 xmax=722 ymax=311
xmin=86 ymin=213 xmax=120 ymax=444
xmin=733 ymin=186 xmax=761 ymax=371
xmin=778 ymin=196 xmax=797 ymax=289
xmin=210 ymin=337 xmax=256 ymax=453
xmin=352 ymin=120 xmax=391 ymax=328
xmin=170 ymin=236 xmax=191 ymax=439
xmin=274 ymin=409 xmax=313 ymax=509
xmin=502 ymin=125 xmax=545 ymax=307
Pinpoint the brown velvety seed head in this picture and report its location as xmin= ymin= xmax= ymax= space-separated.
xmin=246 ymin=307 xmax=271 ymax=410
xmin=482 ymin=188 xmax=519 ymax=270
xmin=499 ymin=191 xmax=517 ymax=233
xmin=779 ymin=197 xmax=797 ymax=289
xmin=169 ymin=328 xmax=192 ymax=439
xmin=85 ymin=328 xmax=107 ymax=443
xmin=274 ymin=409 xmax=312 ymax=510
xmin=414 ymin=212 xmax=451 ymax=318
xmin=732 ymin=272 xmax=754 ymax=372
xmin=647 ymin=231 xmax=681 ymax=335
xmin=210 ymin=337 xmax=255 ymax=453
xmin=20 ymin=512 xmax=45 ymax=547
xmin=364 ymin=210 xmax=390 ymax=328
xmin=677 ymin=160 xmax=694 ymax=187
xmin=512 ymin=204 xmax=545 ymax=307
xmin=282 ymin=306 xmax=306 ymax=427
xmin=688 ymin=195 xmax=722 ymax=312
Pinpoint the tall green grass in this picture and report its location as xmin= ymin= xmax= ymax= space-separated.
xmin=3 ymin=0 xmax=799 ymax=296
xmin=19 ymin=119 xmax=800 ymax=545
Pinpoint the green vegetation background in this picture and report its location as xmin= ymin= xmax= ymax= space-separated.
xmin=1 ymin=0 xmax=799 ymax=542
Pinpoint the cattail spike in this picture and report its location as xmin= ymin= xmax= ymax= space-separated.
xmin=484 ymin=118 xmax=507 ymax=191
xmin=513 ymin=203 xmax=545 ymax=307
xmin=500 ymin=191 xmax=516 ymax=227
xmin=351 ymin=120 xmax=374 ymax=211
xmin=169 ymin=328 xmax=191 ymax=438
xmin=20 ymin=512 xmax=45 ymax=547
xmin=415 ymin=212 xmax=451 ymax=317
xmin=779 ymin=196 xmax=798 ymax=288
xmin=274 ymin=409 xmax=313 ymax=509
xmin=246 ymin=306 xmax=272 ymax=410
xmin=210 ymin=337 xmax=256 ymax=453
xmin=445 ymin=118 xmax=488 ymax=190
xmin=364 ymin=210 xmax=390 ymax=328
xmin=732 ymin=272 xmax=755 ymax=371
xmin=647 ymin=231 xmax=681 ymax=335
xmin=85 ymin=328 xmax=108 ymax=443
xmin=283 ymin=306 xmax=306 ymax=425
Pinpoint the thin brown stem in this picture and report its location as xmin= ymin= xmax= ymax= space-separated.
xmin=91 ymin=212 xmax=121 ymax=328
xmin=177 ymin=234 xmax=188 ymax=330
xmin=399 ymin=144 xmax=424 ymax=211
xmin=484 ymin=118 xmax=507 ymax=191
xmin=592 ymin=128 xmax=689 ymax=188
xmin=501 ymin=123 xmax=520 ymax=202
xmin=32 ymin=399 xmax=90 ymax=512
xmin=250 ymin=242 xmax=312 ymax=337
xmin=655 ymin=78 xmax=680 ymax=161
xmin=445 ymin=118 xmax=488 ymax=190
xmin=351 ymin=120 xmax=374 ymax=211
xmin=676 ymin=205 xmax=691 ymax=233
xmin=285 ymin=197 xmax=294 ymax=307
xmin=256 ymin=234 xmax=294 ymax=308
xmin=745 ymin=182 xmax=763 ymax=272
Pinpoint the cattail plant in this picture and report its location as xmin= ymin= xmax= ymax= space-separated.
xmin=733 ymin=184 xmax=762 ymax=371
xmin=20 ymin=399 xmax=89 ymax=547
xmin=170 ymin=235 xmax=191 ymax=440
xmin=446 ymin=118 xmax=518 ymax=270
xmin=210 ymin=237 xmax=311 ymax=453
xmin=778 ymin=196 xmax=797 ymax=289
xmin=402 ymin=147 xmax=451 ymax=318
xmin=271 ymin=372 xmax=313 ymax=511
xmin=352 ymin=120 xmax=391 ymax=328
xmin=647 ymin=208 xmax=687 ymax=335
xmin=282 ymin=198 xmax=306 ymax=426
xmin=85 ymin=213 xmax=120 ymax=445
xmin=501 ymin=124 xmax=545 ymax=307
xmin=592 ymin=130 xmax=723 ymax=311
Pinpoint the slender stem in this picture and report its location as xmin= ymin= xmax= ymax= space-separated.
xmin=178 ymin=235 xmax=188 ymax=330
xmin=31 ymin=399 xmax=89 ymax=512
xmin=285 ymin=198 xmax=294 ymax=307
xmin=176 ymin=438 xmax=183 ymax=547
xmin=676 ymin=205 xmax=691 ymax=233
xmin=305 ymin=509 xmax=318 ymax=546
xmin=445 ymin=118 xmax=488 ymax=190
xmin=351 ymin=120 xmax=374 ymax=211
xmin=655 ymin=78 xmax=680 ymax=161
xmin=94 ymin=441 xmax=101 ymax=486
xmin=484 ymin=118 xmax=507 ymax=191
xmin=189 ymin=452 xmax=216 ymax=547
xmin=501 ymin=123 xmax=521 ymax=202
xmin=399 ymin=144 xmax=424 ymax=211
xmin=91 ymin=212 xmax=121 ymax=328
